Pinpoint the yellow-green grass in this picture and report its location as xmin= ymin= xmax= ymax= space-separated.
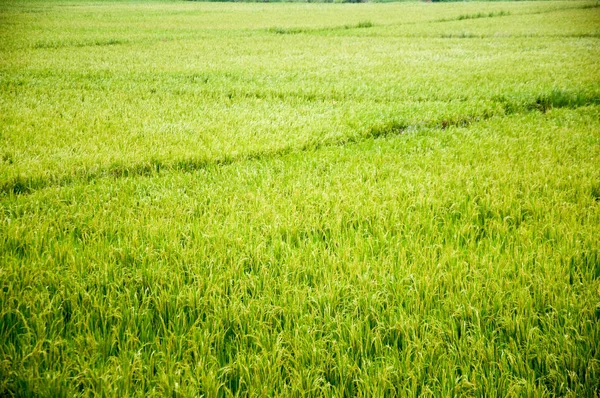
xmin=1 ymin=0 xmax=599 ymax=396
xmin=2 ymin=1 xmax=599 ymax=194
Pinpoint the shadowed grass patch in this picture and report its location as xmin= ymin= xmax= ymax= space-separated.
xmin=495 ymin=89 xmax=600 ymax=115
xmin=268 ymin=20 xmax=375 ymax=34
xmin=33 ymin=38 xmax=127 ymax=50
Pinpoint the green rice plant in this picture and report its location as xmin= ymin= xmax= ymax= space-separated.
xmin=1 ymin=0 xmax=599 ymax=396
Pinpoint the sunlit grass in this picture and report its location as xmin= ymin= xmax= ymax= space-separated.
xmin=1 ymin=0 xmax=599 ymax=396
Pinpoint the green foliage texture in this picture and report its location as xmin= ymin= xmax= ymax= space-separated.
xmin=1 ymin=0 xmax=600 ymax=396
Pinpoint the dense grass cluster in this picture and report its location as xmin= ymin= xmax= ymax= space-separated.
xmin=1 ymin=0 xmax=599 ymax=396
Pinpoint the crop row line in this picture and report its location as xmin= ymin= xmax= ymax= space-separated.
xmin=2 ymin=90 xmax=597 ymax=197
xmin=267 ymin=3 xmax=598 ymax=36
xmin=17 ymin=3 xmax=598 ymax=51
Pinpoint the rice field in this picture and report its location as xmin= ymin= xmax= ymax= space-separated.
xmin=1 ymin=0 xmax=599 ymax=396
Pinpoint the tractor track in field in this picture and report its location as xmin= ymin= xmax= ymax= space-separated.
xmin=2 ymin=92 xmax=598 ymax=197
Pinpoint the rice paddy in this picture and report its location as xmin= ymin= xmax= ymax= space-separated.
xmin=1 ymin=0 xmax=599 ymax=396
